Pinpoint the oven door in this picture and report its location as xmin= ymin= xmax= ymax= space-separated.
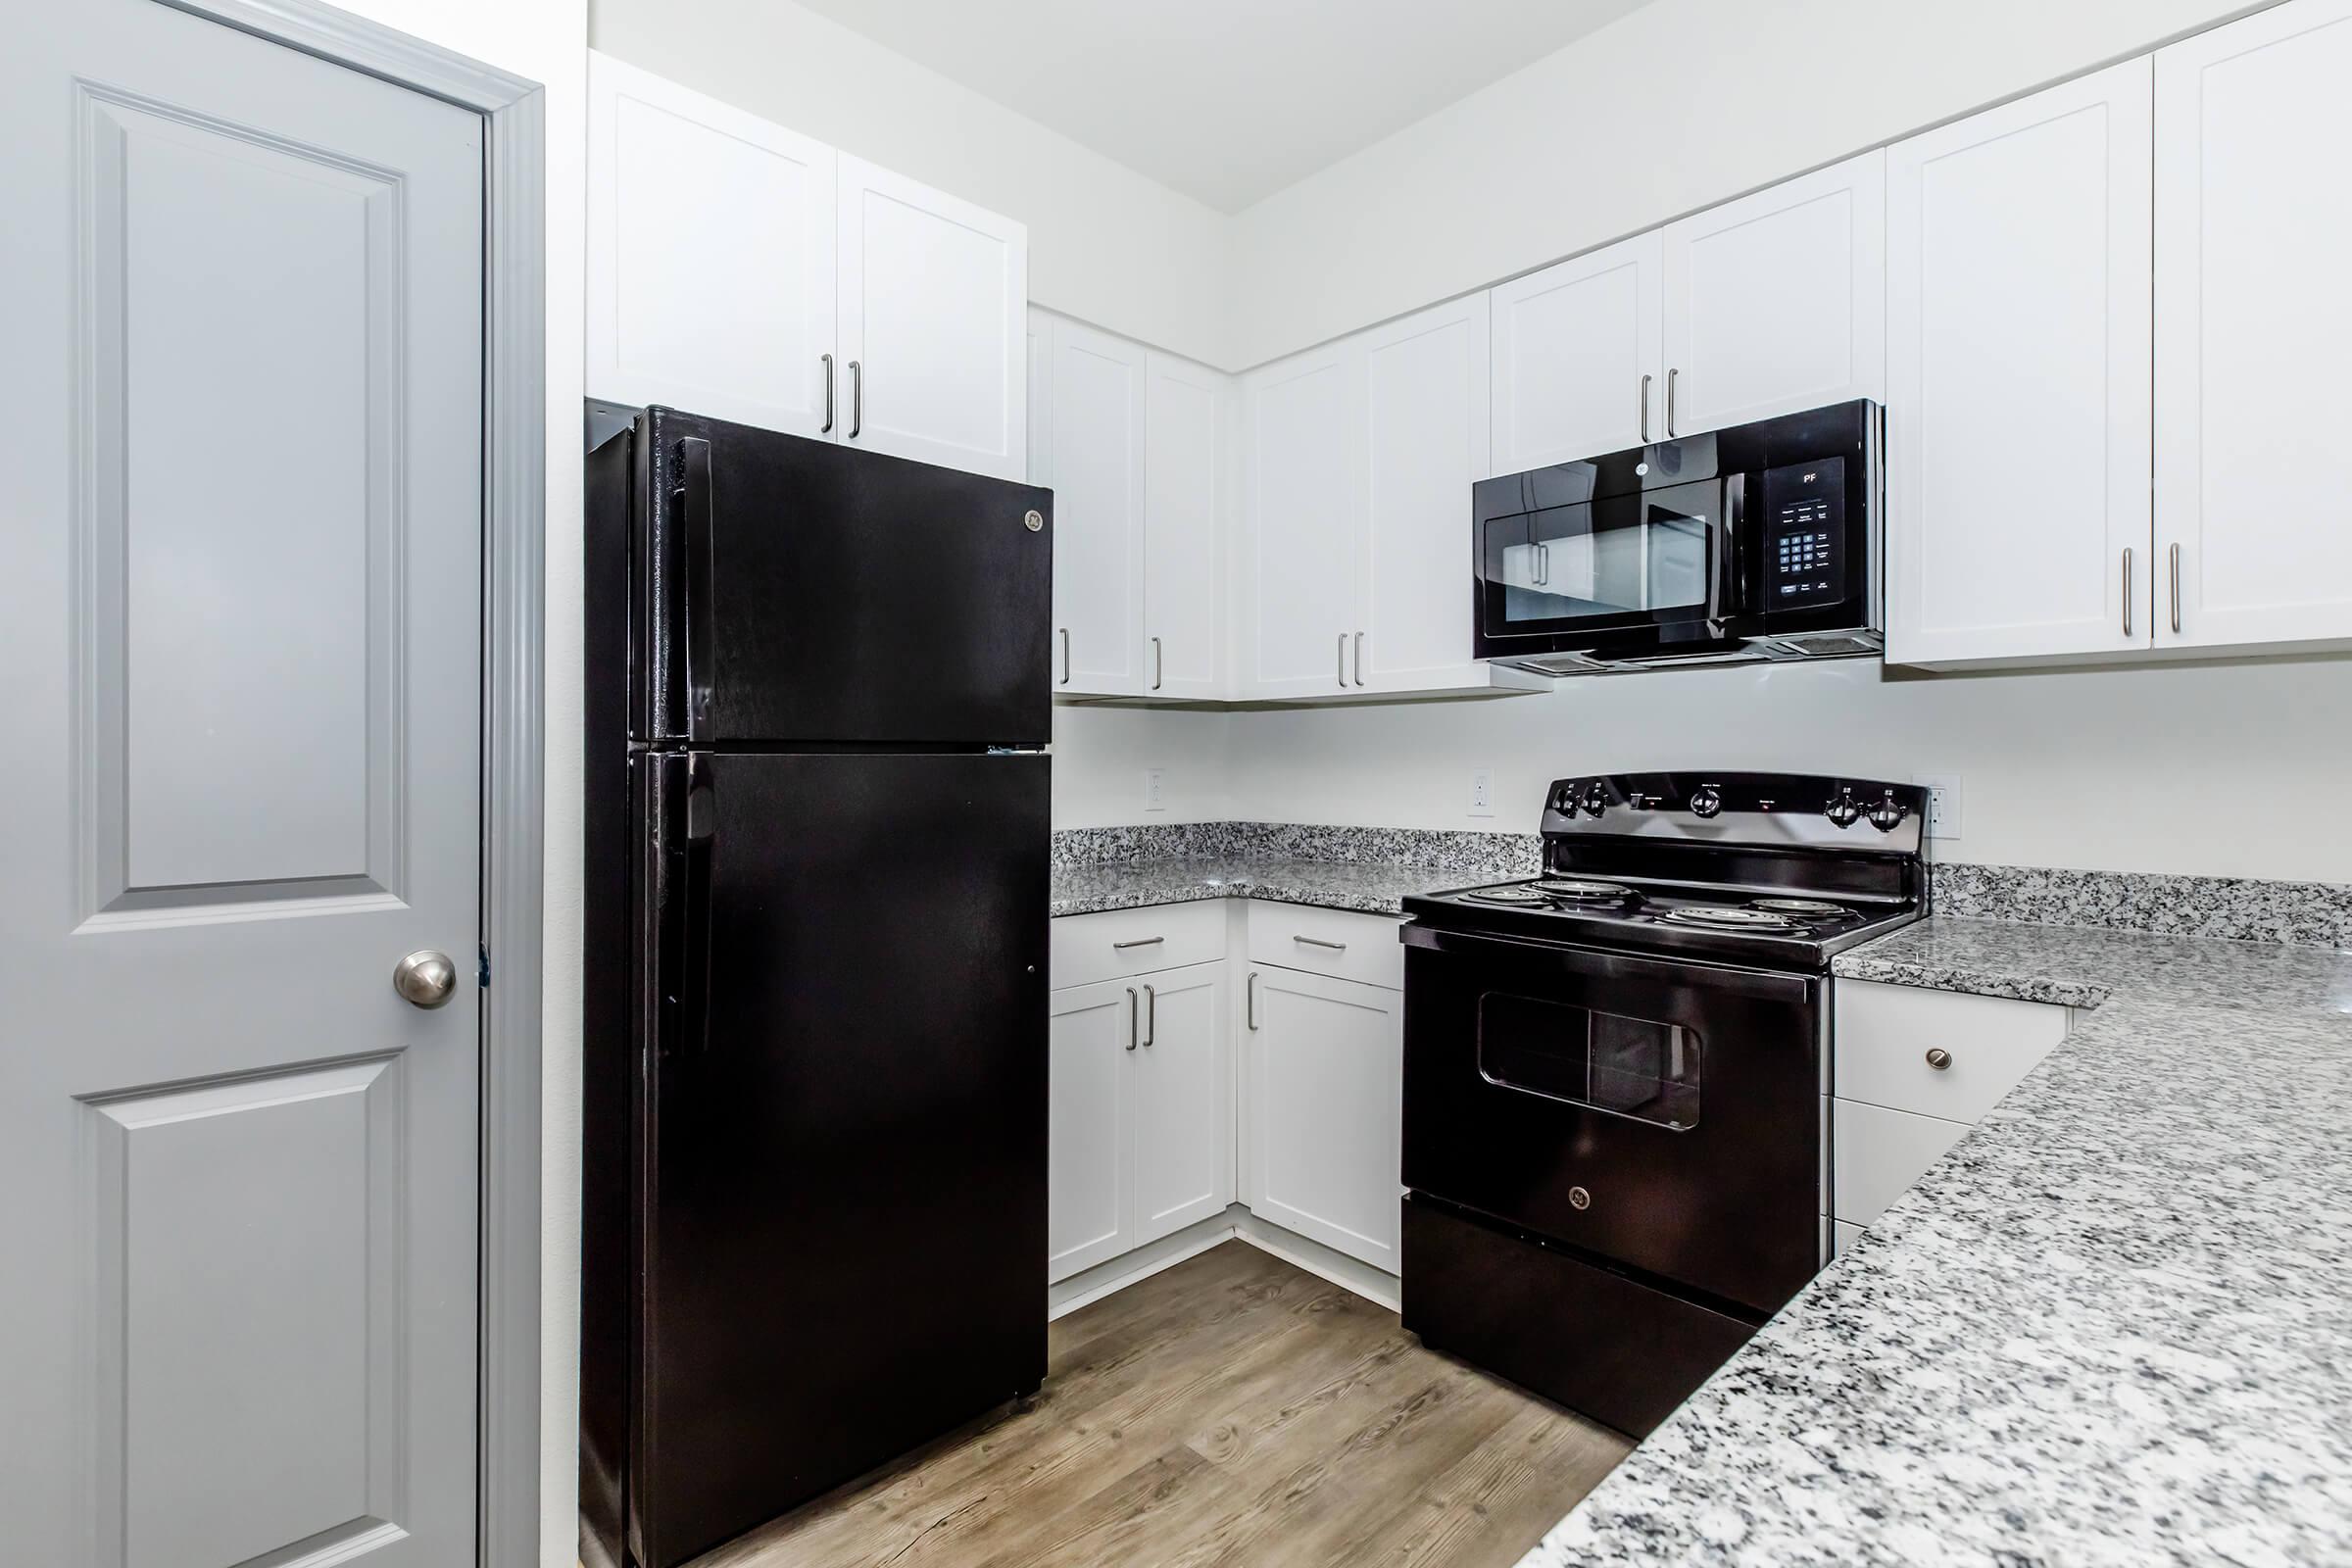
xmin=1400 ymin=925 xmax=1821 ymax=1315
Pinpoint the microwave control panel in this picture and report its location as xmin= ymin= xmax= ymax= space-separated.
xmin=1758 ymin=456 xmax=1846 ymax=611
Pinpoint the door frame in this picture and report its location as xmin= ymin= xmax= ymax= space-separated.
xmin=160 ymin=2 xmax=548 ymax=1563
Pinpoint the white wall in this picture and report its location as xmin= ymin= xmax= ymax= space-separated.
xmin=1053 ymin=704 xmax=1237 ymax=826
xmin=1227 ymin=0 xmax=2266 ymax=366
xmin=1220 ymin=656 xmax=2352 ymax=884
xmin=587 ymin=0 xmax=1234 ymax=368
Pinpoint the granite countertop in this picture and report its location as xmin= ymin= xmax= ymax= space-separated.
xmin=1521 ymin=915 xmax=2352 ymax=1568
xmin=1050 ymin=855 xmax=1486 ymax=918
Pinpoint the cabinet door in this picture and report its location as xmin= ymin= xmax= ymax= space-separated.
xmin=1242 ymin=966 xmax=1402 ymax=1273
xmin=1048 ymin=979 xmax=1136 ymax=1283
xmin=1359 ymin=295 xmax=1494 ymax=694
xmin=1238 ymin=344 xmax=1367 ymax=699
xmin=1131 ymin=963 xmax=1232 ymax=1246
xmin=1026 ymin=309 xmax=1054 ymax=486
xmin=1144 ymin=354 xmax=1230 ymax=699
xmin=2156 ymin=0 xmax=2352 ymax=651
xmin=586 ymin=52 xmax=837 ymax=438
xmin=1043 ymin=315 xmax=1148 ymax=696
xmin=837 ymin=153 xmax=1026 ymax=480
xmin=1886 ymin=60 xmax=2154 ymax=665
xmin=1488 ymin=231 xmax=1661 ymax=473
xmin=1662 ymin=151 xmax=1886 ymax=434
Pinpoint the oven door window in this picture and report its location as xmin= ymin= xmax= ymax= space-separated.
xmin=1480 ymin=475 xmax=1722 ymax=638
xmin=1476 ymin=992 xmax=1700 ymax=1131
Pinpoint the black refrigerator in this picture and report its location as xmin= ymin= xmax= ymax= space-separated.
xmin=579 ymin=407 xmax=1053 ymax=1568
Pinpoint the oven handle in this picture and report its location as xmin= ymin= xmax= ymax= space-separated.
xmin=1399 ymin=921 xmax=1818 ymax=1005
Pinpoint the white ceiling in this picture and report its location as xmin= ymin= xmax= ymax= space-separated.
xmin=788 ymin=0 xmax=1654 ymax=213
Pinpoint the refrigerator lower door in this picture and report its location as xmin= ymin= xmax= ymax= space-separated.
xmin=631 ymin=749 xmax=1049 ymax=1568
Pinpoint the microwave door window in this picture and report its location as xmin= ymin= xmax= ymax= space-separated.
xmin=1645 ymin=504 xmax=1713 ymax=612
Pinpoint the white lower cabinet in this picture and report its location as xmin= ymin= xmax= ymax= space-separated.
xmin=1241 ymin=963 xmax=1404 ymax=1274
xmin=1046 ymin=959 xmax=1231 ymax=1285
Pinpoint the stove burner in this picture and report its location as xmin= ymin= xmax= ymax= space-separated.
xmin=1461 ymin=884 xmax=1555 ymax=906
xmin=1749 ymin=898 xmax=1852 ymax=919
xmin=1660 ymin=906 xmax=1800 ymax=929
xmin=1533 ymin=877 xmax=1639 ymax=902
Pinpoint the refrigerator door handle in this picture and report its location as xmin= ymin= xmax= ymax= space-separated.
xmin=679 ymin=755 xmax=717 ymax=1056
xmin=676 ymin=436 xmax=717 ymax=744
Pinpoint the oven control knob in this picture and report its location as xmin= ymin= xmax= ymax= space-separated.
xmin=1867 ymin=790 xmax=1910 ymax=833
xmin=1825 ymin=788 xmax=1861 ymax=829
xmin=1690 ymin=784 xmax=1723 ymax=818
xmin=1580 ymin=783 xmax=1608 ymax=818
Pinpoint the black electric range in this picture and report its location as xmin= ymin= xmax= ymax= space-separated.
xmin=1397 ymin=771 xmax=1927 ymax=1437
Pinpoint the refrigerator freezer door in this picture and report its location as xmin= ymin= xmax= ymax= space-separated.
xmin=631 ymin=749 xmax=1049 ymax=1568
xmin=636 ymin=405 xmax=1053 ymax=747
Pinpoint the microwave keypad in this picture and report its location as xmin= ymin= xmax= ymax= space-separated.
xmin=1760 ymin=459 xmax=1846 ymax=612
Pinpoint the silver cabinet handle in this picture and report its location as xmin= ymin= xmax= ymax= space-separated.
xmin=2122 ymin=548 xmax=2134 ymax=638
xmin=820 ymin=353 xmax=835 ymax=434
xmin=2169 ymin=543 xmax=2182 ymax=635
xmin=1337 ymin=632 xmax=1348 ymax=688
xmin=1353 ymin=631 xmax=1366 ymax=687
xmin=1665 ymin=368 xmax=1680 ymax=438
xmin=1126 ymin=987 xmax=1139 ymax=1051
xmin=1152 ymin=636 xmax=1163 ymax=692
xmin=1111 ymin=936 xmax=1163 ymax=951
xmin=1247 ymin=970 xmax=1258 ymax=1031
xmin=1293 ymin=934 xmax=1347 ymax=952
xmin=1142 ymin=983 xmax=1156 ymax=1047
xmin=1639 ymin=373 xmax=1652 ymax=442
xmin=1057 ymin=627 xmax=1071 ymax=685
xmin=848 ymin=359 xmax=862 ymax=439
xmin=1925 ymin=1048 xmax=1953 ymax=1071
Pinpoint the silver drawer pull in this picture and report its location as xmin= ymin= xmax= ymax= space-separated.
xmin=1292 ymin=935 xmax=1347 ymax=952
xmin=1925 ymin=1048 xmax=1953 ymax=1071
xmin=1111 ymin=936 xmax=1165 ymax=951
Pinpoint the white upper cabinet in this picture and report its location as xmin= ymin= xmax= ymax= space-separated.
xmin=1239 ymin=343 xmax=1367 ymax=699
xmin=1144 ymin=354 xmax=1230 ymax=699
xmin=1359 ymin=295 xmax=1495 ymax=694
xmin=1885 ymin=59 xmax=2155 ymax=666
xmin=2155 ymin=0 xmax=2352 ymax=653
xmin=587 ymin=52 xmax=837 ymax=439
xmin=1489 ymin=231 xmax=1662 ymax=472
xmin=1041 ymin=314 xmax=1149 ymax=696
xmin=837 ymin=154 xmax=1027 ymax=480
xmin=1661 ymin=151 xmax=1887 ymax=434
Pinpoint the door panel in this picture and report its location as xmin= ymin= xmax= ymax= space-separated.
xmin=587 ymin=51 xmax=837 ymax=439
xmin=838 ymin=154 xmax=1027 ymax=479
xmin=1489 ymin=232 xmax=1662 ymax=472
xmin=2156 ymin=0 xmax=2352 ymax=650
xmin=1240 ymin=345 xmax=1365 ymax=698
xmin=1245 ymin=967 xmax=1402 ymax=1272
xmin=1 ymin=5 xmax=485 ymax=1565
xmin=1049 ymin=978 xmax=1135 ymax=1282
xmin=1886 ymin=60 xmax=2154 ymax=664
xmin=1133 ymin=963 xmax=1232 ymax=1244
xmin=1046 ymin=316 xmax=1147 ymax=695
xmin=1663 ymin=151 xmax=1887 ymax=433
xmin=1145 ymin=354 xmax=1229 ymax=699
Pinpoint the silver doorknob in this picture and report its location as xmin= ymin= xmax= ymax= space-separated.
xmin=393 ymin=950 xmax=459 ymax=1009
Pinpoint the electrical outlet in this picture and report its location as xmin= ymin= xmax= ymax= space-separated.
xmin=1917 ymin=774 xmax=1962 ymax=840
xmin=1468 ymin=767 xmax=1495 ymax=818
xmin=1143 ymin=767 xmax=1167 ymax=812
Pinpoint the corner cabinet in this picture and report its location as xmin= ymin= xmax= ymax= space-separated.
xmin=587 ymin=51 xmax=1026 ymax=481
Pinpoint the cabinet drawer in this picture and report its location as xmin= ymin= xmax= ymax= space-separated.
xmin=1835 ymin=980 xmax=2068 ymax=1123
xmin=1833 ymin=1098 xmax=1971 ymax=1225
xmin=1246 ymin=902 xmax=1403 ymax=990
xmin=1051 ymin=902 xmax=1226 ymax=988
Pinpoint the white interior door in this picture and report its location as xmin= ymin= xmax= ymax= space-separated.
xmin=1360 ymin=295 xmax=1493 ymax=693
xmin=2156 ymin=0 xmax=2352 ymax=652
xmin=1488 ymin=231 xmax=1662 ymax=472
xmin=1047 ymin=980 xmax=1136 ymax=1282
xmin=1662 ymin=151 xmax=1887 ymax=434
xmin=1045 ymin=315 xmax=1148 ymax=696
xmin=837 ymin=153 xmax=1027 ymax=479
xmin=586 ymin=51 xmax=837 ymax=438
xmin=1886 ymin=59 xmax=2154 ymax=665
xmin=1144 ymin=353 xmax=1230 ymax=700
xmin=1131 ymin=964 xmax=1233 ymax=1245
xmin=1239 ymin=344 xmax=1367 ymax=699
xmin=1 ymin=4 xmax=486 ymax=1564
xmin=1244 ymin=967 xmax=1403 ymax=1273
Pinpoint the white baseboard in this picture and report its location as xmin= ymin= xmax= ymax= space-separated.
xmin=1047 ymin=1204 xmax=1403 ymax=1322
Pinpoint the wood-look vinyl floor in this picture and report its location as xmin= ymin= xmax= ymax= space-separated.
xmin=693 ymin=1241 xmax=1632 ymax=1568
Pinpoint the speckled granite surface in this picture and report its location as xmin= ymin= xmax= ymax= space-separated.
xmin=1931 ymin=861 xmax=2352 ymax=950
xmin=1050 ymin=855 xmax=1494 ymax=918
xmin=1519 ymin=916 xmax=2352 ymax=1568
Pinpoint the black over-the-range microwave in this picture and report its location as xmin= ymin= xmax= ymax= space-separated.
xmin=1471 ymin=399 xmax=1884 ymax=674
